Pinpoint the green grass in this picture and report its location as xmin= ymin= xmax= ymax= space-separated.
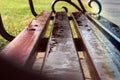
xmin=0 ymin=0 xmax=93 ymax=49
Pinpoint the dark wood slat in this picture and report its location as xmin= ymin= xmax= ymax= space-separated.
xmin=72 ymin=12 xmax=120 ymax=80
xmin=0 ymin=11 xmax=52 ymax=66
xmin=41 ymin=12 xmax=84 ymax=80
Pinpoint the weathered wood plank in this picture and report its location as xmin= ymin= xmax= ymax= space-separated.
xmin=72 ymin=12 xmax=120 ymax=80
xmin=41 ymin=12 xmax=84 ymax=80
xmin=0 ymin=11 xmax=52 ymax=65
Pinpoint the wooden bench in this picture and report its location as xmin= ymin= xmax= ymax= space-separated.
xmin=0 ymin=11 xmax=120 ymax=80
xmin=0 ymin=0 xmax=120 ymax=80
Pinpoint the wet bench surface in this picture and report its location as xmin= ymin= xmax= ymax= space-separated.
xmin=0 ymin=10 xmax=120 ymax=80
xmin=41 ymin=12 xmax=84 ymax=80
xmin=72 ymin=12 xmax=120 ymax=80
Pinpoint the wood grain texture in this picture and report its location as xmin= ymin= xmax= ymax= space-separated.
xmin=41 ymin=12 xmax=84 ymax=80
xmin=72 ymin=12 xmax=120 ymax=80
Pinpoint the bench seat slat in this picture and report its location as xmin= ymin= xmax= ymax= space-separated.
xmin=1 ymin=11 xmax=52 ymax=65
xmin=41 ymin=12 xmax=84 ymax=80
xmin=72 ymin=12 xmax=120 ymax=80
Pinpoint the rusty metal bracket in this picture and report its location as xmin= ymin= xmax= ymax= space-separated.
xmin=52 ymin=0 xmax=102 ymax=14
xmin=0 ymin=14 xmax=14 ymax=41
xmin=28 ymin=0 xmax=38 ymax=17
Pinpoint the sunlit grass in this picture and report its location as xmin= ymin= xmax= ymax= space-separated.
xmin=0 ymin=0 xmax=35 ymax=48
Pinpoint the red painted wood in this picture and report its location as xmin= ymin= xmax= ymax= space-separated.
xmin=1 ymin=11 xmax=52 ymax=65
